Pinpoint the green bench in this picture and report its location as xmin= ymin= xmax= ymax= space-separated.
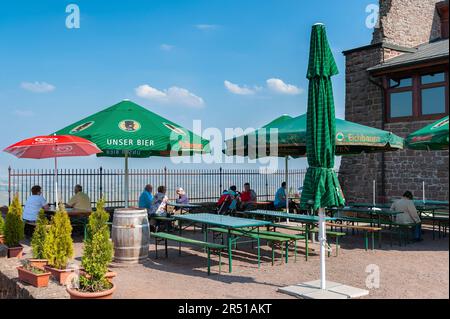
xmin=327 ymin=222 xmax=381 ymax=251
xmin=208 ymin=227 xmax=291 ymax=266
xmin=150 ymin=232 xmax=226 ymax=275
xmin=270 ymin=223 xmax=345 ymax=257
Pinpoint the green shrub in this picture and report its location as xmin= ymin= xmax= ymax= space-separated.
xmin=80 ymin=199 xmax=113 ymax=292
xmin=0 ymin=213 xmax=5 ymax=236
xmin=43 ymin=204 xmax=73 ymax=269
xmin=4 ymin=194 xmax=24 ymax=247
xmin=31 ymin=210 xmax=48 ymax=259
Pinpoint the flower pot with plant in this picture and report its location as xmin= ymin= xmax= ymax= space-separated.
xmin=67 ymin=199 xmax=115 ymax=299
xmin=0 ymin=212 xmax=5 ymax=245
xmin=29 ymin=210 xmax=49 ymax=268
xmin=17 ymin=259 xmax=51 ymax=288
xmin=4 ymin=195 xmax=25 ymax=258
xmin=43 ymin=204 xmax=74 ymax=285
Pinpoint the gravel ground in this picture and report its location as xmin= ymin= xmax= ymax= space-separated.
xmin=19 ymin=224 xmax=449 ymax=299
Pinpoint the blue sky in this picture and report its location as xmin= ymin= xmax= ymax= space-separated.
xmin=0 ymin=0 xmax=376 ymax=190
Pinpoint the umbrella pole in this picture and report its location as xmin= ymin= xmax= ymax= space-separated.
xmin=124 ymin=151 xmax=129 ymax=208
xmin=54 ymin=157 xmax=59 ymax=209
xmin=285 ymin=156 xmax=290 ymax=219
xmin=319 ymin=207 xmax=326 ymax=290
xmin=373 ymin=180 xmax=376 ymax=206
xmin=423 ymin=181 xmax=425 ymax=204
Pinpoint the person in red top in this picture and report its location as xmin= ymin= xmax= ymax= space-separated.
xmin=239 ymin=183 xmax=257 ymax=211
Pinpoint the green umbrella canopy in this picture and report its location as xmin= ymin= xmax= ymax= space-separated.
xmin=224 ymin=114 xmax=404 ymax=159
xmin=405 ymin=116 xmax=449 ymax=150
xmin=54 ymin=100 xmax=210 ymax=157
xmin=300 ymin=23 xmax=345 ymax=210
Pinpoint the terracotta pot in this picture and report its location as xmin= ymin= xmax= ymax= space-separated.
xmin=66 ymin=283 xmax=116 ymax=299
xmin=0 ymin=235 xmax=4 ymax=245
xmin=7 ymin=245 xmax=23 ymax=258
xmin=17 ymin=266 xmax=51 ymax=288
xmin=44 ymin=265 xmax=75 ymax=285
xmin=28 ymin=259 xmax=48 ymax=268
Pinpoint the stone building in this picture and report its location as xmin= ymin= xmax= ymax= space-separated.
xmin=339 ymin=0 xmax=449 ymax=203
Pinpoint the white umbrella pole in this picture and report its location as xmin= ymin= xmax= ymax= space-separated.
xmin=319 ymin=207 xmax=326 ymax=290
xmin=54 ymin=157 xmax=59 ymax=209
xmin=285 ymin=156 xmax=290 ymax=222
xmin=423 ymin=181 xmax=425 ymax=203
xmin=373 ymin=180 xmax=376 ymax=206
xmin=124 ymin=151 xmax=129 ymax=208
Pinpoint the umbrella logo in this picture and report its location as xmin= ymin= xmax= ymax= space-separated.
xmin=336 ymin=132 xmax=345 ymax=142
xmin=119 ymin=120 xmax=141 ymax=132
xmin=34 ymin=137 xmax=58 ymax=144
xmin=54 ymin=145 xmax=73 ymax=153
xmin=70 ymin=121 xmax=95 ymax=133
xmin=163 ymin=123 xmax=187 ymax=136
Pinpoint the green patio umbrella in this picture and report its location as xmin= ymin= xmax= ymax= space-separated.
xmin=55 ymin=100 xmax=210 ymax=207
xmin=405 ymin=116 xmax=449 ymax=150
xmin=224 ymin=114 xmax=404 ymax=159
xmin=300 ymin=23 xmax=345 ymax=290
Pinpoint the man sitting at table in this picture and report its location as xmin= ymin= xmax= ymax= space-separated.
xmin=176 ymin=187 xmax=189 ymax=204
xmin=66 ymin=185 xmax=91 ymax=211
xmin=23 ymin=185 xmax=50 ymax=236
xmin=139 ymin=184 xmax=154 ymax=212
xmin=274 ymin=182 xmax=298 ymax=213
xmin=239 ymin=183 xmax=257 ymax=211
xmin=391 ymin=191 xmax=422 ymax=242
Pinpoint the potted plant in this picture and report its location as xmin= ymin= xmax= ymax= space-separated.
xmin=67 ymin=199 xmax=115 ymax=299
xmin=43 ymin=204 xmax=74 ymax=285
xmin=0 ymin=212 xmax=5 ymax=245
xmin=29 ymin=210 xmax=48 ymax=268
xmin=17 ymin=259 xmax=51 ymax=288
xmin=4 ymin=194 xmax=25 ymax=258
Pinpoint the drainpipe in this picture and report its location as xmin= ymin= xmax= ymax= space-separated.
xmin=369 ymin=73 xmax=387 ymax=203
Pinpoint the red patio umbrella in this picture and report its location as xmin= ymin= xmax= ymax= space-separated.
xmin=3 ymin=135 xmax=102 ymax=205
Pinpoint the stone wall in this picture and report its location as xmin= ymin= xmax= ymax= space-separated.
xmin=339 ymin=0 xmax=449 ymax=203
xmin=372 ymin=0 xmax=443 ymax=47
xmin=0 ymin=257 xmax=69 ymax=299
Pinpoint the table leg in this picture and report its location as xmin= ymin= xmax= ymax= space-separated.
xmin=305 ymin=224 xmax=309 ymax=261
xmin=227 ymin=230 xmax=232 ymax=273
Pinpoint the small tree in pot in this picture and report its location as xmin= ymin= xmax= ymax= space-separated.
xmin=0 ymin=212 xmax=5 ymax=244
xmin=4 ymin=194 xmax=25 ymax=258
xmin=43 ymin=204 xmax=74 ymax=285
xmin=29 ymin=210 xmax=49 ymax=268
xmin=67 ymin=199 xmax=115 ymax=299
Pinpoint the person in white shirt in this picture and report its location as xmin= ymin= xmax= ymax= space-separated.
xmin=391 ymin=191 xmax=422 ymax=241
xmin=23 ymin=185 xmax=49 ymax=222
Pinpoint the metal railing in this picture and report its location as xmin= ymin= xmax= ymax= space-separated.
xmin=8 ymin=166 xmax=311 ymax=207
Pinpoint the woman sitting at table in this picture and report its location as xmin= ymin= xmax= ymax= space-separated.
xmin=149 ymin=186 xmax=170 ymax=232
xmin=391 ymin=191 xmax=422 ymax=242
xmin=175 ymin=187 xmax=189 ymax=204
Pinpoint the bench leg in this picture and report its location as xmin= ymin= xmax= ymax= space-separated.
xmin=285 ymin=242 xmax=288 ymax=264
xmin=271 ymin=244 xmax=274 ymax=266
xmin=257 ymin=238 xmax=261 ymax=269
xmin=165 ymin=239 xmax=169 ymax=258
xmin=155 ymin=237 xmax=158 ymax=259
xmin=336 ymin=237 xmax=339 ymax=257
xmin=294 ymin=241 xmax=297 ymax=263
xmin=305 ymin=225 xmax=309 ymax=261
xmin=219 ymin=251 xmax=222 ymax=274
xmin=371 ymin=232 xmax=375 ymax=250
xmin=227 ymin=231 xmax=232 ymax=273
xmin=327 ymin=238 xmax=331 ymax=257
xmin=364 ymin=232 xmax=368 ymax=251
xmin=207 ymin=248 xmax=211 ymax=276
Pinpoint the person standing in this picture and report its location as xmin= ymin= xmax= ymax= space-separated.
xmin=391 ymin=191 xmax=422 ymax=241
xmin=139 ymin=184 xmax=154 ymax=212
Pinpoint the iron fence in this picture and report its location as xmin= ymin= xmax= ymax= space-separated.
xmin=7 ymin=166 xmax=313 ymax=208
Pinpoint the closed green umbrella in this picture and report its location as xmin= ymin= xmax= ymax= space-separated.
xmin=300 ymin=23 xmax=344 ymax=290
xmin=55 ymin=100 xmax=210 ymax=207
xmin=405 ymin=116 xmax=449 ymax=150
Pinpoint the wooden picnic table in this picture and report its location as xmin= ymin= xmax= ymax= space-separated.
xmin=44 ymin=208 xmax=93 ymax=238
xmin=173 ymin=213 xmax=271 ymax=273
xmin=166 ymin=202 xmax=201 ymax=214
xmin=328 ymin=207 xmax=402 ymax=228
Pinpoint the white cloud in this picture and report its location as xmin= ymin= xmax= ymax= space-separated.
xmin=20 ymin=81 xmax=55 ymax=93
xmin=160 ymin=44 xmax=174 ymax=51
xmin=266 ymin=78 xmax=302 ymax=95
xmin=195 ymin=24 xmax=219 ymax=31
xmin=13 ymin=109 xmax=34 ymax=117
xmin=135 ymin=84 xmax=205 ymax=108
xmin=224 ymin=80 xmax=256 ymax=95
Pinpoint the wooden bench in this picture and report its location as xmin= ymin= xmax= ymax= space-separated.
xmin=208 ymin=227 xmax=292 ymax=265
xmin=150 ymin=232 xmax=226 ymax=275
xmin=326 ymin=222 xmax=381 ymax=251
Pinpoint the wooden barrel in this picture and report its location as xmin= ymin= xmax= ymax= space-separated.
xmin=111 ymin=208 xmax=150 ymax=264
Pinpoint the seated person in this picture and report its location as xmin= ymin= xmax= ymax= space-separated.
xmin=138 ymin=184 xmax=153 ymax=212
xmin=23 ymin=185 xmax=49 ymax=223
xmin=66 ymin=185 xmax=91 ymax=211
xmin=239 ymin=183 xmax=257 ymax=211
xmin=217 ymin=186 xmax=240 ymax=214
xmin=274 ymin=182 xmax=298 ymax=213
xmin=149 ymin=186 xmax=169 ymax=217
xmin=175 ymin=187 xmax=189 ymax=204
xmin=391 ymin=191 xmax=422 ymax=241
